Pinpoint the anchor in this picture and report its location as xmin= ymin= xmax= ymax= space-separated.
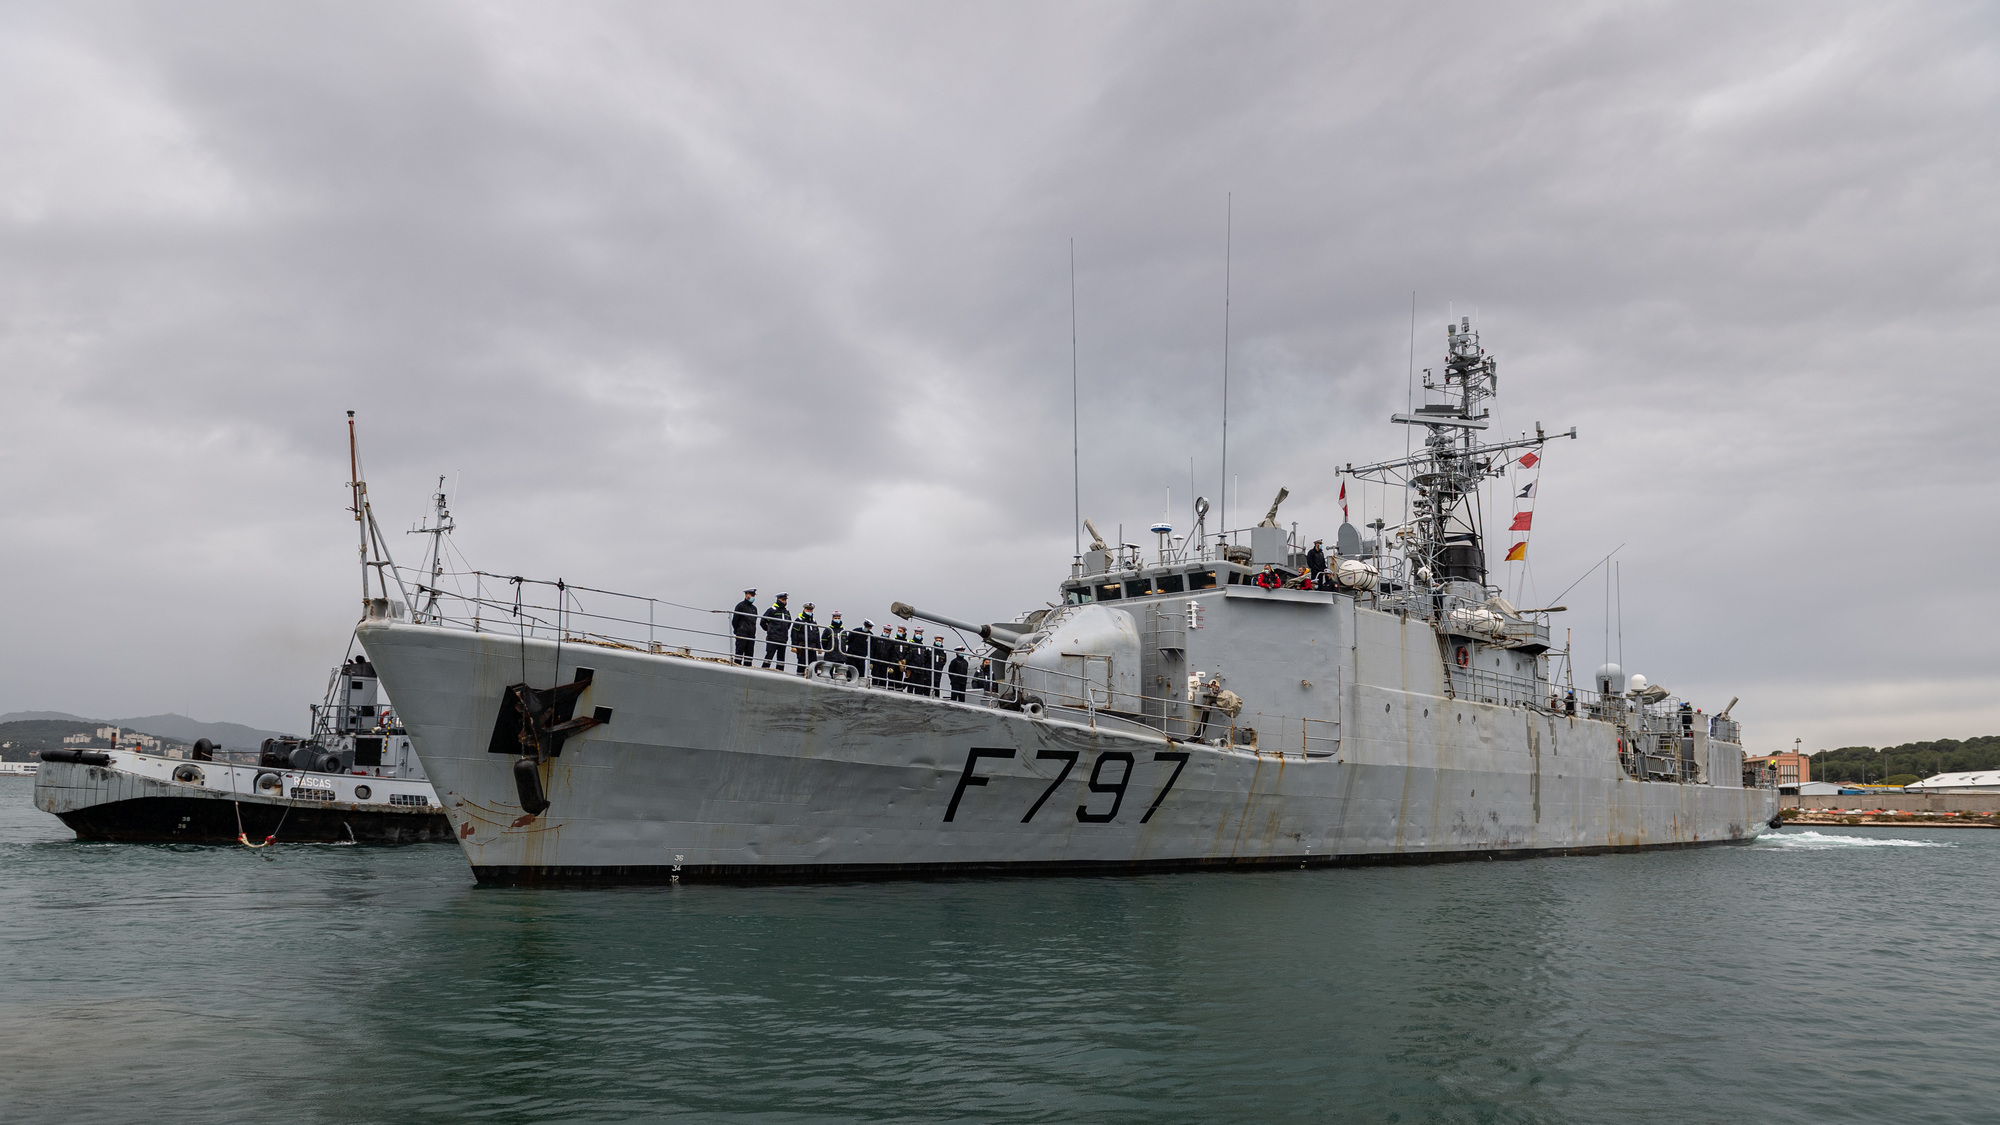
xmin=487 ymin=669 xmax=611 ymax=816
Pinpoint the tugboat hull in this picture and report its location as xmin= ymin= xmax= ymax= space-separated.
xmin=34 ymin=755 xmax=451 ymax=845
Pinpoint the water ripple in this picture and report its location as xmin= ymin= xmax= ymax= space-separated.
xmin=3 ymin=785 xmax=1996 ymax=1124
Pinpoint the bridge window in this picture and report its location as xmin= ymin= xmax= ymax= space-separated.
xmin=1156 ymin=574 xmax=1185 ymax=594
xmin=1189 ymin=571 xmax=1217 ymax=590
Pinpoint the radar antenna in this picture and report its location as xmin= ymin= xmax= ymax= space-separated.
xmin=408 ymin=476 xmax=456 ymax=624
xmin=1344 ymin=317 xmax=1575 ymax=614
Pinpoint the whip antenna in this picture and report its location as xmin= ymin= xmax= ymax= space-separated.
xmin=1219 ymin=193 xmax=1232 ymax=539
xmin=1071 ymin=238 xmax=1080 ymax=560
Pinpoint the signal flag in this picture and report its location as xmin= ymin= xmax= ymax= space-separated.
xmin=1509 ymin=511 xmax=1533 ymax=531
xmin=1505 ymin=542 xmax=1527 ymax=562
xmin=1518 ymin=451 xmax=1540 ymax=469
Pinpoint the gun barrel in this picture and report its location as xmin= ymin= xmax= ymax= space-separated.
xmin=890 ymin=601 xmax=1024 ymax=651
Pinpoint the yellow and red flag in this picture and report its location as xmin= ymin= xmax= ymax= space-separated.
xmin=1505 ymin=542 xmax=1527 ymax=562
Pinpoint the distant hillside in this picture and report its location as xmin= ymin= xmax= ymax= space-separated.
xmin=0 ymin=712 xmax=294 ymax=761
xmin=1814 ymin=735 xmax=2000 ymax=784
xmin=108 ymin=714 xmax=292 ymax=751
xmin=0 ymin=719 xmax=145 ymax=761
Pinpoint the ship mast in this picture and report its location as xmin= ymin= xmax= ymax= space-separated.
xmin=345 ymin=410 xmax=414 ymax=618
xmin=348 ymin=411 xmax=371 ymax=605
xmin=408 ymin=477 xmax=455 ymax=624
xmin=1346 ymin=317 xmax=1574 ymax=611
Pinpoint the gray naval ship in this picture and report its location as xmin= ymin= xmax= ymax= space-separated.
xmin=357 ymin=318 xmax=1778 ymax=883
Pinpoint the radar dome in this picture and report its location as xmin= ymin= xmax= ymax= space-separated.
xmin=1594 ymin=663 xmax=1626 ymax=695
xmin=1627 ymin=673 xmax=1649 ymax=694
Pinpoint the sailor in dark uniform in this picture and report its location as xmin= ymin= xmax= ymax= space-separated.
xmin=868 ymin=622 xmax=894 ymax=688
xmin=730 ymin=589 xmax=758 ymax=665
xmin=911 ymin=629 xmax=930 ymax=694
xmin=948 ymin=647 xmax=969 ymax=703
xmin=791 ymin=603 xmax=819 ymax=674
xmin=932 ymin=637 xmax=949 ymax=699
xmin=823 ymin=610 xmax=843 ymax=669
xmin=761 ymin=593 xmax=793 ymax=670
xmin=1306 ymin=538 xmax=1329 ymax=587
xmin=843 ymin=617 xmax=870 ymax=679
xmin=891 ymin=626 xmax=910 ymax=691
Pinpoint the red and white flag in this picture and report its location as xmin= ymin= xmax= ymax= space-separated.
xmin=1517 ymin=451 xmax=1540 ymax=469
xmin=1339 ymin=480 xmax=1348 ymax=520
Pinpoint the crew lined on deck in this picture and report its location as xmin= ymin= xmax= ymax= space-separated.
xmin=728 ymin=590 xmax=960 ymax=695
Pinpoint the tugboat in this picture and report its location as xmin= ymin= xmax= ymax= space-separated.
xmin=33 ymin=652 xmax=450 ymax=844
xmin=36 ymin=415 xmax=463 ymax=846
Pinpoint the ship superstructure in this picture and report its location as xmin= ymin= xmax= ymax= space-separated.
xmin=355 ymin=320 xmax=1776 ymax=883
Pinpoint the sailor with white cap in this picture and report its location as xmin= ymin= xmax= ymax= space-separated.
xmin=791 ymin=601 xmax=820 ymax=674
xmin=760 ymin=593 xmax=793 ymax=670
xmin=730 ymin=588 xmax=758 ymax=665
xmin=947 ymin=646 xmax=969 ymax=702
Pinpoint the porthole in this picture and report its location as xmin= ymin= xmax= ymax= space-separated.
xmin=354 ymin=784 xmax=373 ymax=801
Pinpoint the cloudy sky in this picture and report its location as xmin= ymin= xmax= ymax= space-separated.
xmin=3 ymin=1 xmax=1995 ymax=751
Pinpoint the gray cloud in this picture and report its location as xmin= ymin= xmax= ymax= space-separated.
xmin=2 ymin=0 xmax=1995 ymax=752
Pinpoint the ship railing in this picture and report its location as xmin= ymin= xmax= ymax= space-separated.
xmin=390 ymin=568 xmax=1354 ymax=755
xmin=1621 ymin=744 xmax=1703 ymax=784
xmin=1446 ymin=665 xmax=1547 ymax=709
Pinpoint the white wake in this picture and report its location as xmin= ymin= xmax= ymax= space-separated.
xmin=1758 ymin=829 xmax=1955 ymax=849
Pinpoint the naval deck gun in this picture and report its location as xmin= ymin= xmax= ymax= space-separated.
xmin=891 ymin=602 xmax=1027 ymax=653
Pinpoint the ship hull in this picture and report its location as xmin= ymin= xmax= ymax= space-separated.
xmin=358 ymin=622 xmax=1777 ymax=884
xmin=33 ymin=755 xmax=452 ymax=845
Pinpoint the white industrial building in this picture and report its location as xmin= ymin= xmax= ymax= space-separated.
xmin=1905 ymin=771 xmax=2000 ymax=794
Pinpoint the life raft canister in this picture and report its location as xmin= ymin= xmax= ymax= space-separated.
xmin=1455 ymin=646 xmax=1470 ymax=667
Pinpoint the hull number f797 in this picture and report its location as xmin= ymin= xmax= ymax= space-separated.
xmin=944 ymin=748 xmax=1190 ymax=825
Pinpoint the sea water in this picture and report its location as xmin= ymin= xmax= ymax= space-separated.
xmin=2 ymin=778 xmax=1994 ymax=1124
